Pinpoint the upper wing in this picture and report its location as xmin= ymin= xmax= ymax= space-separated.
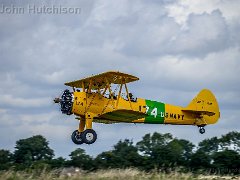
xmin=65 ymin=71 xmax=139 ymax=89
xmin=94 ymin=109 xmax=146 ymax=123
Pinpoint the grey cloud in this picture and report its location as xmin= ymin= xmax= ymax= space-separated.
xmin=119 ymin=10 xmax=231 ymax=57
xmin=0 ymin=95 xmax=50 ymax=108
xmin=173 ymin=10 xmax=230 ymax=56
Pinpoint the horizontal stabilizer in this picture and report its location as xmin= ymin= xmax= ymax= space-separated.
xmin=182 ymin=109 xmax=215 ymax=116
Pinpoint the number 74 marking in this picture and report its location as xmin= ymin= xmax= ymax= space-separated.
xmin=146 ymin=106 xmax=158 ymax=118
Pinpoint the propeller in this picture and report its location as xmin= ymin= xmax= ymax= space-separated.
xmin=53 ymin=97 xmax=61 ymax=103
xmin=53 ymin=90 xmax=65 ymax=104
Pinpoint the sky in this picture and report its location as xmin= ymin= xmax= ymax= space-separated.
xmin=0 ymin=0 xmax=239 ymax=158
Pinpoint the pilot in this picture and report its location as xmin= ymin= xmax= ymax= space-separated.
xmin=109 ymin=94 xmax=117 ymax=100
xmin=128 ymin=93 xmax=137 ymax=102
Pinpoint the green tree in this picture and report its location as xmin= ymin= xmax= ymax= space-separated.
xmin=48 ymin=157 xmax=66 ymax=169
xmin=136 ymin=133 xmax=195 ymax=170
xmin=164 ymin=139 xmax=195 ymax=167
xmin=219 ymin=131 xmax=240 ymax=152
xmin=190 ymin=136 xmax=219 ymax=171
xmin=198 ymin=131 xmax=240 ymax=154
xmin=189 ymin=150 xmax=211 ymax=170
xmin=69 ymin=148 xmax=93 ymax=170
xmin=192 ymin=131 xmax=240 ymax=173
xmin=177 ymin=139 xmax=195 ymax=164
xmin=136 ymin=132 xmax=174 ymax=170
xmin=112 ymin=139 xmax=142 ymax=168
xmin=0 ymin=149 xmax=13 ymax=170
xmin=198 ymin=137 xmax=219 ymax=155
xmin=94 ymin=151 xmax=117 ymax=169
xmin=212 ymin=149 xmax=240 ymax=174
xmin=136 ymin=132 xmax=173 ymax=156
xmin=94 ymin=139 xmax=142 ymax=169
xmin=14 ymin=135 xmax=54 ymax=167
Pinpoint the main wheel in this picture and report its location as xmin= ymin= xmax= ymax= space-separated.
xmin=71 ymin=130 xmax=84 ymax=144
xmin=199 ymin=127 xmax=205 ymax=134
xmin=81 ymin=129 xmax=97 ymax=144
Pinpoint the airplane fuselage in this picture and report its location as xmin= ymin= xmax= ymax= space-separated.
xmin=70 ymin=91 xmax=199 ymax=126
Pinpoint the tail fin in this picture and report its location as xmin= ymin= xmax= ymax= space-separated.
xmin=183 ymin=89 xmax=220 ymax=125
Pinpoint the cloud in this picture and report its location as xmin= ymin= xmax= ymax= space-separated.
xmin=0 ymin=95 xmax=50 ymax=108
xmin=173 ymin=10 xmax=229 ymax=56
xmin=118 ymin=10 xmax=232 ymax=57
xmin=151 ymin=47 xmax=240 ymax=90
xmin=166 ymin=0 xmax=240 ymax=24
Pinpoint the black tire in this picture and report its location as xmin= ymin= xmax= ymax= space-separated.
xmin=71 ymin=130 xmax=84 ymax=145
xmin=199 ymin=128 xmax=205 ymax=134
xmin=81 ymin=129 xmax=97 ymax=144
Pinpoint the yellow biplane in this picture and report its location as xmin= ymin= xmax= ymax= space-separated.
xmin=54 ymin=71 xmax=220 ymax=145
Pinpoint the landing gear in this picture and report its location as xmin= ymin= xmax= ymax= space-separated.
xmin=71 ymin=129 xmax=97 ymax=145
xmin=198 ymin=126 xmax=206 ymax=134
xmin=72 ymin=114 xmax=97 ymax=145
xmin=71 ymin=130 xmax=84 ymax=144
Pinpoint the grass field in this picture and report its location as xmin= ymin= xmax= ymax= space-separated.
xmin=0 ymin=168 xmax=239 ymax=180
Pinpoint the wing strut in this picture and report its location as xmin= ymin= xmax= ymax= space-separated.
xmin=124 ymin=82 xmax=132 ymax=110
xmin=88 ymin=79 xmax=93 ymax=93
xmin=82 ymin=81 xmax=85 ymax=92
xmin=116 ymin=78 xmax=123 ymax=108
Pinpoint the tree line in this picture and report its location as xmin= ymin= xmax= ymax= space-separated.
xmin=0 ymin=131 xmax=239 ymax=174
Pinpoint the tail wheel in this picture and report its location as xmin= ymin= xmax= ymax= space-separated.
xmin=71 ymin=130 xmax=84 ymax=145
xmin=199 ymin=127 xmax=205 ymax=134
xmin=82 ymin=129 xmax=97 ymax=144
